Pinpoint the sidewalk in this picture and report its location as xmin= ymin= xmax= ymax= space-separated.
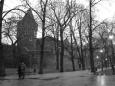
xmin=0 ymin=70 xmax=90 ymax=80
xmin=0 ymin=73 xmax=59 ymax=80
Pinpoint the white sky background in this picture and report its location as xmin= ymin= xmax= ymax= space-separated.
xmin=3 ymin=0 xmax=115 ymax=42
xmin=4 ymin=0 xmax=115 ymax=21
xmin=77 ymin=0 xmax=115 ymax=21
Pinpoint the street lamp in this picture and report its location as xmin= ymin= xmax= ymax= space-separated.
xmin=109 ymin=34 xmax=114 ymax=62
xmin=100 ymin=49 xmax=103 ymax=53
xmin=109 ymin=34 xmax=115 ymax=74
xmin=109 ymin=34 xmax=114 ymax=40
xmin=105 ymin=58 xmax=108 ymax=61
xmin=96 ymin=56 xmax=100 ymax=69
xmin=99 ymin=49 xmax=104 ymax=72
xmin=104 ymin=58 xmax=108 ymax=68
xmin=96 ymin=56 xmax=99 ymax=59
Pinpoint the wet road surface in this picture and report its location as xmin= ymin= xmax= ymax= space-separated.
xmin=0 ymin=70 xmax=115 ymax=86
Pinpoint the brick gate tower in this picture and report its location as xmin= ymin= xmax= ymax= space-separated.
xmin=17 ymin=8 xmax=38 ymax=56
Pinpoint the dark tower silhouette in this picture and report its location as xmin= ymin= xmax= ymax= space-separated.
xmin=17 ymin=8 xmax=38 ymax=58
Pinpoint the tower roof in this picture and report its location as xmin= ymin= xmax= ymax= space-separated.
xmin=20 ymin=8 xmax=37 ymax=26
xmin=22 ymin=8 xmax=34 ymax=20
xmin=18 ymin=8 xmax=38 ymax=30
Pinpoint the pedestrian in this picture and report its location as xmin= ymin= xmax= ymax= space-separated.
xmin=17 ymin=62 xmax=26 ymax=79
xmin=20 ymin=62 xmax=26 ymax=79
xmin=33 ymin=64 xmax=37 ymax=73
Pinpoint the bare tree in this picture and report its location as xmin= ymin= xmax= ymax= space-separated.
xmin=89 ymin=0 xmax=104 ymax=73
xmin=77 ymin=9 xmax=87 ymax=70
xmin=22 ymin=0 xmax=50 ymax=74
xmin=2 ymin=16 xmax=23 ymax=67
xmin=0 ymin=0 xmax=28 ymax=76
xmin=69 ymin=6 xmax=88 ymax=70
xmin=46 ymin=22 xmax=60 ymax=70
xmin=69 ymin=21 xmax=75 ymax=71
xmin=50 ymin=0 xmax=79 ymax=72
xmin=97 ymin=22 xmax=115 ymax=74
xmin=37 ymin=0 xmax=49 ymax=74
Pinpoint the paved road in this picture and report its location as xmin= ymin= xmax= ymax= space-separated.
xmin=0 ymin=70 xmax=115 ymax=86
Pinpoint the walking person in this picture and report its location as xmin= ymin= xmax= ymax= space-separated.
xmin=17 ymin=62 xmax=26 ymax=79
xmin=21 ymin=62 xmax=26 ymax=79
xmin=33 ymin=64 xmax=37 ymax=73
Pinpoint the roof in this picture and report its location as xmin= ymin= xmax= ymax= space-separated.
xmin=22 ymin=8 xmax=35 ymax=21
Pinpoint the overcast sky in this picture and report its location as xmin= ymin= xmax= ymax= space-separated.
xmin=2 ymin=0 xmax=115 ymax=44
xmin=3 ymin=0 xmax=115 ymax=21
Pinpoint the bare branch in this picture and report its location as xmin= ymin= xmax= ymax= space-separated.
xmin=3 ymin=8 xmax=26 ymax=19
xmin=92 ymin=0 xmax=103 ymax=7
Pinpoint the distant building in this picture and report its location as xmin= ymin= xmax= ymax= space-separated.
xmin=17 ymin=8 xmax=38 ymax=56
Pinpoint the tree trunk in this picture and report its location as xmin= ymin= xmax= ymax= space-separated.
xmin=60 ymin=28 xmax=64 ymax=72
xmin=78 ymin=22 xmax=85 ymax=70
xmin=54 ymin=34 xmax=59 ymax=70
xmin=56 ymin=37 xmax=59 ymax=70
xmin=70 ymin=27 xmax=81 ymax=69
xmin=12 ymin=45 xmax=16 ymax=67
xmin=84 ymin=47 xmax=88 ymax=69
xmin=56 ymin=46 xmax=59 ymax=70
xmin=89 ymin=0 xmax=95 ymax=73
xmin=0 ymin=0 xmax=5 ymax=76
xmin=70 ymin=30 xmax=75 ymax=71
xmin=39 ymin=27 xmax=45 ymax=74
xmin=38 ymin=0 xmax=48 ymax=74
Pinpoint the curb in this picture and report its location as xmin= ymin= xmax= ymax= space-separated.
xmin=0 ymin=75 xmax=60 ymax=80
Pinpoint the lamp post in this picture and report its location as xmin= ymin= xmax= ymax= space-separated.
xmin=96 ymin=56 xmax=100 ymax=69
xmin=105 ymin=58 xmax=108 ymax=68
xmin=109 ymin=34 xmax=115 ymax=74
xmin=100 ymin=49 xmax=104 ymax=72
xmin=109 ymin=35 xmax=114 ymax=60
